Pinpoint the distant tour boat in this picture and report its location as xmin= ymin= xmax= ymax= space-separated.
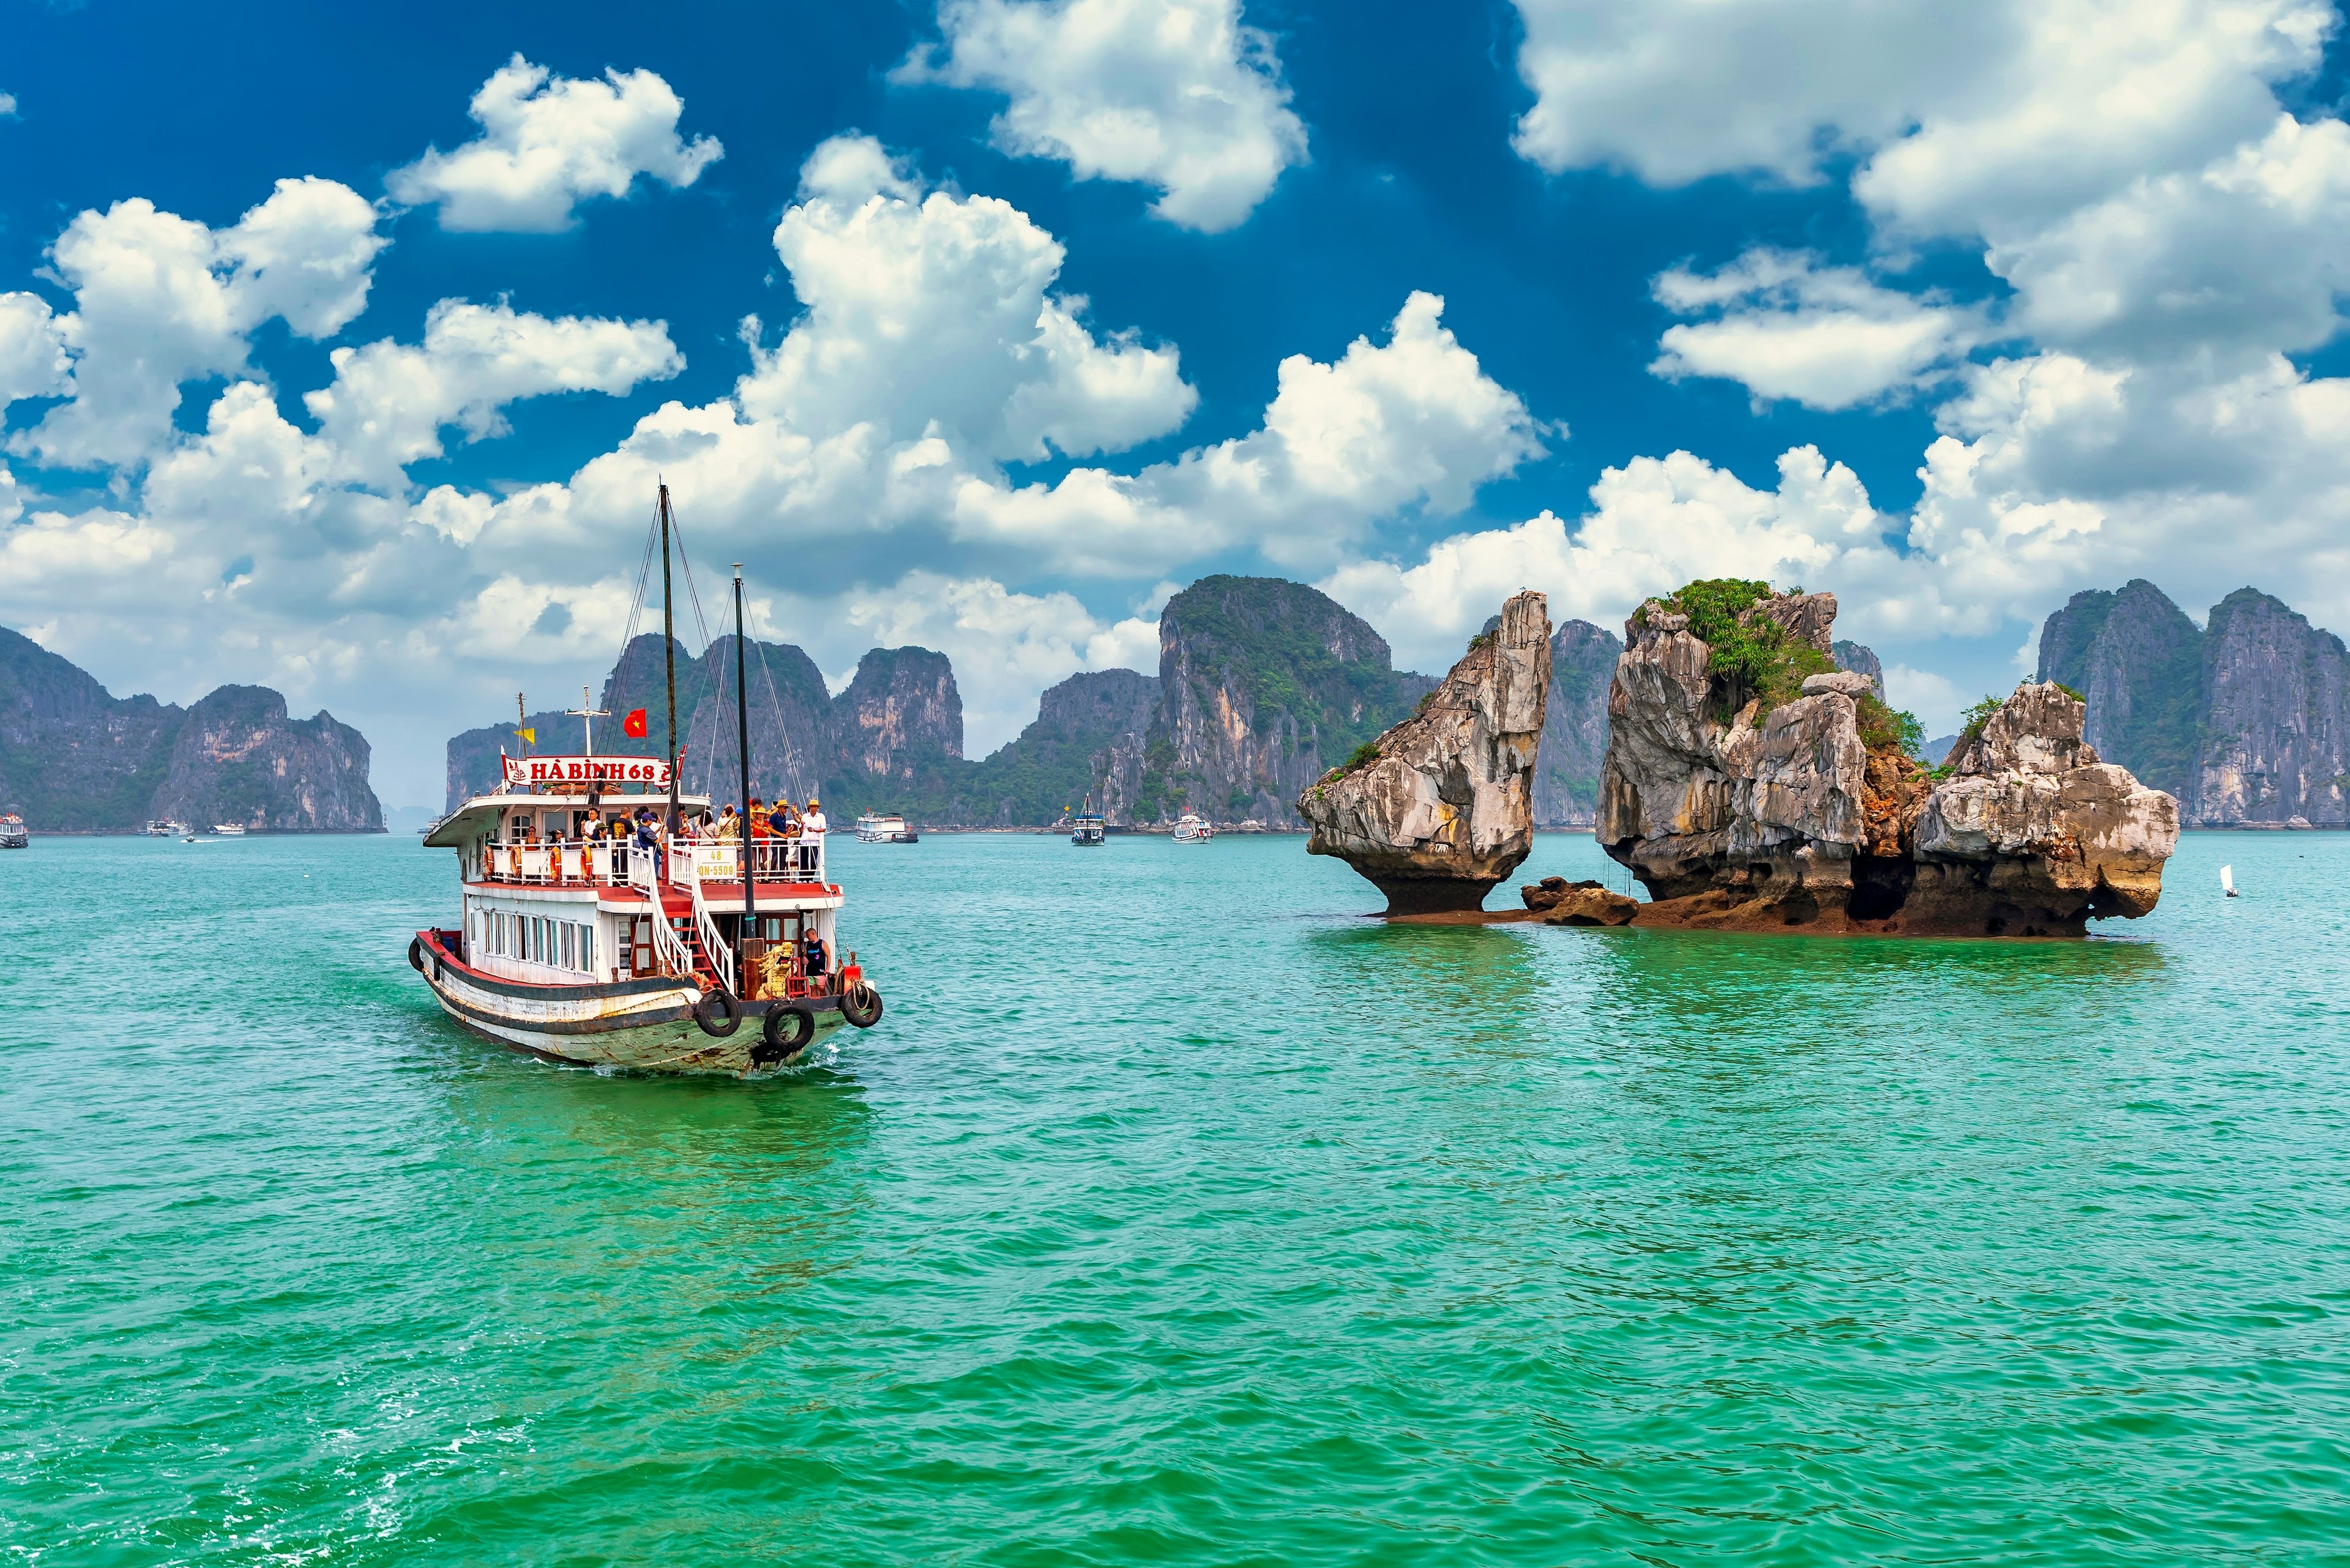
xmin=145 ymin=819 xmax=190 ymax=837
xmin=409 ymin=485 xmax=887 ymax=1075
xmin=1173 ymin=812 xmax=1214 ymax=843
xmin=855 ymin=812 xmax=918 ymax=843
xmin=1071 ymin=796 xmax=1106 ymax=846
xmin=212 ymin=823 xmax=248 ymax=837
xmin=0 ymin=814 xmax=27 ymax=849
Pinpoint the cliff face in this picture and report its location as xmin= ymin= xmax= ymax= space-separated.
xmin=152 ymin=687 xmax=383 ymax=832
xmin=827 ymin=647 xmax=963 ymax=782
xmin=1140 ymin=575 xmax=1431 ymax=827
xmin=1532 ymin=619 xmax=1620 ymax=826
xmin=1600 ymin=585 xmax=2175 ymax=936
xmin=1299 ymin=592 xmax=1551 ymax=913
xmin=2035 ymin=581 xmax=2350 ymax=824
xmin=2195 ymin=589 xmax=2350 ymax=826
xmin=0 ymin=627 xmax=382 ymax=831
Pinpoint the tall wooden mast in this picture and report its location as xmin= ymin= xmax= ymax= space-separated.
xmin=658 ymin=482 xmax=681 ymax=835
xmin=733 ymin=564 xmax=757 ymax=994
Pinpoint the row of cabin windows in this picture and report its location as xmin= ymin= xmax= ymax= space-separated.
xmin=474 ymin=908 xmax=595 ymax=974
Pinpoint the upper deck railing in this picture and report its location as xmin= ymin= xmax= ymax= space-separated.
xmin=474 ymin=835 xmax=827 ymax=892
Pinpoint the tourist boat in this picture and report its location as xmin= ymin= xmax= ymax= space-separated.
xmin=410 ymin=486 xmax=887 ymax=1076
xmin=0 ymin=814 xmax=27 ymax=849
xmin=212 ymin=823 xmax=247 ymax=837
xmin=1173 ymin=812 xmax=1214 ymax=843
xmin=854 ymin=812 xmax=918 ymax=843
xmin=1071 ymin=797 xmax=1106 ymax=846
xmin=144 ymin=819 xmax=190 ymax=837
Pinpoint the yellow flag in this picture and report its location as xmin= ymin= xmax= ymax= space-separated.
xmin=516 ymin=727 xmax=535 ymax=744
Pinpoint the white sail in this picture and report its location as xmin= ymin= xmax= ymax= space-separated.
xmin=2220 ymin=864 xmax=2235 ymax=894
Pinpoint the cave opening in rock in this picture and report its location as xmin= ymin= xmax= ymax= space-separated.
xmin=1849 ymin=856 xmax=1917 ymax=921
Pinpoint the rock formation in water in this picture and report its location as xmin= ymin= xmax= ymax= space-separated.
xmin=2037 ymin=580 xmax=2350 ymax=826
xmin=0 ymin=626 xmax=383 ymax=831
xmin=1297 ymin=591 xmax=1550 ymax=913
xmin=1599 ymin=582 xmax=2176 ymax=936
xmin=1520 ymin=876 xmax=1639 ymax=925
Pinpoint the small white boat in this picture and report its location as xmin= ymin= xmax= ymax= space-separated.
xmin=212 ymin=823 xmax=248 ymax=837
xmin=854 ymin=812 xmax=919 ymax=843
xmin=2221 ymin=864 xmax=2237 ymax=898
xmin=0 ymin=813 xmax=27 ymax=849
xmin=1071 ymin=796 xmax=1105 ymax=846
xmin=1173 ymin=812 xmax=1214 ymax=843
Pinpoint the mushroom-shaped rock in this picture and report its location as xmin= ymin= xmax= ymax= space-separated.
xmin=1298 ymin=591 xmax=1551 ymax=914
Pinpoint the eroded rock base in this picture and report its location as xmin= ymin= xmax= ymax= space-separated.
xmin=1373 ymin=874 xmax=1509 ymax=916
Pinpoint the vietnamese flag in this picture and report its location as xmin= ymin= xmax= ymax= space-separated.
xmin=622 ymin=707 xmax=648 ymax=738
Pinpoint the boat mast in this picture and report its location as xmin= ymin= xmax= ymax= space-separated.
xmin=733 ymin=564 xmax=757 ymax=995
xmin=658 ymin=482 xmax=681 ymax=835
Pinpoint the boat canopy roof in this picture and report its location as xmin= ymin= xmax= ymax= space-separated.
xmin=425 ymin=790 xmax=712 ymax=849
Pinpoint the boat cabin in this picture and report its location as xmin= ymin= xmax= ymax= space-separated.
xmin=425 ymin=786 xmax=844 ymax=999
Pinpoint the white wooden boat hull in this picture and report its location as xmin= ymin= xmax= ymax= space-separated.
xmin=415 ymin=933 xmax=845 ymax=1075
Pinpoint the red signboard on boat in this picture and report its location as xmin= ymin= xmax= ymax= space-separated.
xmin=501 ymin=754 xmax=673 ymax=790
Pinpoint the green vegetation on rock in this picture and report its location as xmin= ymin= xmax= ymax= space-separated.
xmin=1649 ymin=578 xmax=1835 ymax=719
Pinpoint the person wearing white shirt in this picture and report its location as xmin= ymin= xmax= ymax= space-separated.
xmin=799 ymin=797 xmax=826 ymax=876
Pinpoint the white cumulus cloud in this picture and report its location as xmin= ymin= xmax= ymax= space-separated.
xmin=388 ymin=54 xmax=722 ymax=233
xmin=898 ymin=0 xmax=1307 ymax=231
xmin=1651 ymin=248 xmax=1983 ymax=409
xmin=305 ymin=300 xmax=682 ymax=491
xmin=12 ymin=179 xmax=386 ymax=470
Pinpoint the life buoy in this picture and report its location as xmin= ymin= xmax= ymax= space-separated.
xmin=840 ymin=983 xmax=884 ymax=1029
xmin=762 ymin=1006 xmax=815 ymax=1055
xmin=694 ymin=988 xmax=743 ymax=1037
xmin=408 ymin=935 xmax=427 ymax=973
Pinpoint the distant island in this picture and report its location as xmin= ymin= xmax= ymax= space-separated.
xmin=0 ymin=627 xmax=384 ymax=832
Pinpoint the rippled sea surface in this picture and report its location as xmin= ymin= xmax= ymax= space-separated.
xmin=6 ymin=830 xmax=2349 ymax=1565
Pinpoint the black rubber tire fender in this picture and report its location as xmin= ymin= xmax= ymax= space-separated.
xmin=761 ymin=1005 xmax=815 ymax=1056
xmin=840 ymin=983 xmax=884 ymax=1029
xmin=693 ymin=988 xmax=744 ymax=1037
xmin=408 ymin=935 xmax=427 ymax=973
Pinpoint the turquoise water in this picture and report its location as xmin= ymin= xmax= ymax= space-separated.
xmin=4 ymin=830 xmax=2348 ymax=1565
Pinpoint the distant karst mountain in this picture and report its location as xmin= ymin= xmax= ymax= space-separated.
xmin=2037 ymin=580 xmax=2350 ymax=826
xmin=0 ymin=627 xmax=384 ymax=832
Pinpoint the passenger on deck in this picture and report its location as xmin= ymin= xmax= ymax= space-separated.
xmin=714 ymin=805 xmax=740 ymax=840
xmin=802 ymin=926 xmax=828 ymax=984
xmin=799 ymin=797 xmax=825 ymax=876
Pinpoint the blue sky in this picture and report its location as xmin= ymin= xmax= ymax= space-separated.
xmin=7 ymin=0 xmax=2349 ymax=807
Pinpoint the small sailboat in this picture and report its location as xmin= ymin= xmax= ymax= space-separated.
xmin=2221 ymin=864 xmax=2237 ymax=898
